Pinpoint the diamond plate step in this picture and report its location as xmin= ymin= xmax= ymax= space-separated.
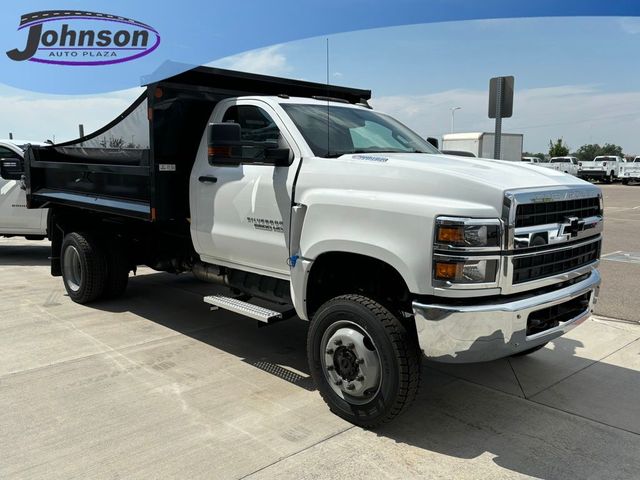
xmin=204 ymin=294 xmax=283 ymax=323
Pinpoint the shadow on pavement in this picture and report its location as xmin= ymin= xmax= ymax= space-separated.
xmin=0 ymin=243 xmax=51 ymax=266
xmin=89 ymin=271 xmax=640 ymax=479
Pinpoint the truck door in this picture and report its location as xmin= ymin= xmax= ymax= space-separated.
xmin=191 ymin=100 xmax=300 ymax=278
xmin=0 ymin=145 xmax=43 ymax=234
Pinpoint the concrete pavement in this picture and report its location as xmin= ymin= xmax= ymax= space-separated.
xmin=1 ymin=185 xmax=639 ymax=480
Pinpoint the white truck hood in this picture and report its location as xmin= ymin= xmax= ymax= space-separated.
xmin=381 ymin=153 xmax=586 ymax=189
xmin=299 ymin=152 xmax=592 ymax=220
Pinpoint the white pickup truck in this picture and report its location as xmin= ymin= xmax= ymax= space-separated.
xmin=579 ymin=155 xmax=625 ymax=183
xmin=0 ymin=140 xmax=48 ymax=239
xmin=620 ymin=156 xmax=640 ymax=185
xmin=23 ymin=67 xmax=603 ymax=426
xmin=539 ymin=156 xmax=580 ymax=176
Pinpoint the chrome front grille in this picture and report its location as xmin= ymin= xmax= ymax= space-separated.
xmin=502 ymin=186 xmax=603 ymax=293
xmin=515 ymin=197 xmax=601 ymax=228
xmin=512 ymin=238 xmax=601 ymax=284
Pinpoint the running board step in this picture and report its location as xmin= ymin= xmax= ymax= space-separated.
xmin=204 ymin=294 xmax=284 ymax=323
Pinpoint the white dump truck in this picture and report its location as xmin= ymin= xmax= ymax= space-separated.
xmin=0 ymin=139 xmax=48 ymax=239
xmin=441 ymin=132 xmax=523 ymax=161
xmin=21 ymin=67 xmax=602 ymax=426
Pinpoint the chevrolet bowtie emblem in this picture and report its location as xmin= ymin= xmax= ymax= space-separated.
xmin=562 ymin=216 xmax=584 ymax=238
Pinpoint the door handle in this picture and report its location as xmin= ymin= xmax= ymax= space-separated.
xmin=198 ymin=175 xmax=218 ymax=184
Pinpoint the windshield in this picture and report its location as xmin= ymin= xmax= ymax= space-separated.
xmin=281 ymin=104 xmax=439 ymax=158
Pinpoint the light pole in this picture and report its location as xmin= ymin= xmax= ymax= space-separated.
xmin=450 ymin=106 xmax=462 ymax=133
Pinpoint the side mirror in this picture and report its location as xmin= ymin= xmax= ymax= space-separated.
xmin=207 ymin=123 xmax=290 ymax=167
xmin=427 ymin=137 xmax=439 ymax=149
xmin=0 ymin=158 xmax=23 ymax=180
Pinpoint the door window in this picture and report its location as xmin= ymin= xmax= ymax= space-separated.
xmin=222 ymin=105 xmax=284 ymax=148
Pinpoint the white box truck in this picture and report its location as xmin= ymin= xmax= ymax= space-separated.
xmin=442 ymin=132 xmax=523 ymax=161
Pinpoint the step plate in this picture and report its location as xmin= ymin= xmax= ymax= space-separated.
xmin=204 ymin=294 xmax=283 ymax=323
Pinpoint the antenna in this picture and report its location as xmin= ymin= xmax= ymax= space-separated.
xmin=326 ymin=37 xmax=330 ymax=157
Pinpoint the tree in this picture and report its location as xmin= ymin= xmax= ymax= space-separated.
xmin=600 ymin=143 xmax=624 ymax=157
xmin=549 ymin=138 xmax=569 ymax=157
xmin=574 ymin=143 xmax=624 ymax=161
xmin=574 ymin=144 xmax=600 ymax=162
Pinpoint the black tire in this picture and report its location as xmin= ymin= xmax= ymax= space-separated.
xmin=607 ymin=172 xmax=614 ymax=184
xmin=511 ymin=342 xmax=548 ymax=357
xmin=103 ymin=242 xmax=130 ymax=299
xmin=60 ymin=232 xmax=107 ymax=304
xmin=307 ymin=294 xmax=421 ymax=428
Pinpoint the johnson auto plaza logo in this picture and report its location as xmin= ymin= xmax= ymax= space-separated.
xmin=6 ymin=10 xmax=160 ymax=66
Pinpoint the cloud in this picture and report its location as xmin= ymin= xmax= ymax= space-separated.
xmin=208 ymin=45 xmax=291 ymax=76
xmin=0 ymin=85 xmax=143 ymax=143
xmin=372 ymin=85 xmax=640 ymax=154
xmin=619 ymin=17 xmax=640 ymax=35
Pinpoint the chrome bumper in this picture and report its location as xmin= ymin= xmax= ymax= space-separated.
xmin=412 ymin=270 xmax=600 ymax=363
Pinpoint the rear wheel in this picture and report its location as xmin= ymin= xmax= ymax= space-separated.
xmin=607 ymin=172 xmax=614 ymax=183
xmin=61 ymin=232 xmax=107 ymax=304
xmin=307 ymin=294 xmax=421 ymax=428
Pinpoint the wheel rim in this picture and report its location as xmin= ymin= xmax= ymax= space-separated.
xmin=63 ymin=245 xmax=83 ymax=292
xmin=320 ymin=320 xmax=381 ymax=405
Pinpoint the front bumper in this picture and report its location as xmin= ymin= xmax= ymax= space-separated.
xmin=412 ymin=269 xmax=600 ymax=363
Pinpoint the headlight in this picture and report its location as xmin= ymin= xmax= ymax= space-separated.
xmin=434 ymin=217 xmax=501 ymax=249
xmin=434 ymin=258 xmax=498 ymax=284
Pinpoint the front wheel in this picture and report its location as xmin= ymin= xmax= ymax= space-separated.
xmin=607 ymin=172 xmax=614 ymax=183
xmin=307 ymin=294 xmax=421 ymax=428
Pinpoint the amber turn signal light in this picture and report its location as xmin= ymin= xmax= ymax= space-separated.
xmin=437 ymin=226 xmax=464 ymax=244
xmin=208 ymin=146 xmax=231 ymax=156
xmin=435 ymin=262 xmax=459 ymax=280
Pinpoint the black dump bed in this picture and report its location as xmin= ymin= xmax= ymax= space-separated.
xmin=26 ymin=66 xmax=371 ymax=223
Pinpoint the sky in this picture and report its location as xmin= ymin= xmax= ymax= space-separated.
xmin=1 ymin=16 xmax=639 ymax=154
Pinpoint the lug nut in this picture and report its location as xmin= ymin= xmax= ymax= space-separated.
xmin=347 ymin=342 xmax=355 ymax=349
xmin=327 ymin=365 xmax=334 ymax=371
xmin=326 ymin=348 xmax=334 ymax=355
xmin=334 ymin=339 xmax=343 ymax=346
xmin=345 ymin=383 xmax=355 ymax=390
xmin=335 ymin=379 xmax=343 ymax=386
xmin=356 ymin=358 xmax=364 ymax=364
xmin=356 ymin=375 xmax=364 ymax=381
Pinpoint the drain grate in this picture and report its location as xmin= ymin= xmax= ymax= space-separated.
xmin=602 ymin=252 xmax=640 ymax=264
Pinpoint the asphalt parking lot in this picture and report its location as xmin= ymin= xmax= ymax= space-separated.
xmin=1 ymin=184 xmax=639 ymax=480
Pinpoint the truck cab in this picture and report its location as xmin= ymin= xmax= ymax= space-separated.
xmin=25 ymin=67 xmax=603 ymax=427
xmin=543 ymin=156 xmax=580 ymax=176
xmin=0 ymin=140 xmax=48 ymax=239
